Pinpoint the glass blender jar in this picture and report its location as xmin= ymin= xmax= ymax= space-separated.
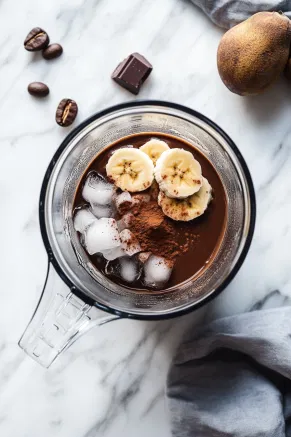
xmin=19 ymin=101 xmax=256 ymax=367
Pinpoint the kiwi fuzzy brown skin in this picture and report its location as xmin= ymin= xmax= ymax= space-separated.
xmin=217 ymin=12 xmax=291 ymax=95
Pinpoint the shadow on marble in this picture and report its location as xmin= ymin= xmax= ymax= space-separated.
xmin=242 ymin=78 xmax=291 ymax=125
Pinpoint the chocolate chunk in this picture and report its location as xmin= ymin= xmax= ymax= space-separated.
xmin=112 ymin=52 xmax=153 ymax=95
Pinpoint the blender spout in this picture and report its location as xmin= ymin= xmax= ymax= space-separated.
xmin=18 ymin=261 xmax=119 ymax=368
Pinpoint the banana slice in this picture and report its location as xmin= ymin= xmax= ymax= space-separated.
xmin=140 ymin=139 xmax=170 ymax=164
xmin=106 ymin=147 xmax=154 ymax=192
xmin=158 ymin=177 xmax=212 ymax=221
xmin=154 ymin=148 xmax=202 ymax=198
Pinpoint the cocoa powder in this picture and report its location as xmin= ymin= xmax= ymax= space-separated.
xmin=130 ymin=199 xmax=190 ymax=261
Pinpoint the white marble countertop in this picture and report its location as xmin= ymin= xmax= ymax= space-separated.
xmin=1 ymin=0 xmax=291 ymax=436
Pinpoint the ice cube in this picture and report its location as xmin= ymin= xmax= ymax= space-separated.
xmin=138 ymin=252 xmax=152 ymax=264
xmin=105 ymin=259 xmax=116 ymax=276
xmin=104 ymin=256 xmax=141 ymax=281
xmin=120 ymin=257 xmax=141 ymax=282
xmin=132 ymin=193 xmax=151 ymax=205
xmin=84 ymin=218 xmax=120 ymax=255
xmin=74 ymin=208 xmax=97 ymax=233
xmin=102 ymin=246 xmax=125 ymax=261
xmin=82 ymin=172 xmax=114 ymax=206
xmin=91 ymin=204 xmax=113 ymax=219
xmin=117 ymin=213 xmax=134 ymax=232
xmin=120 ymin=229 xmax=141 ymax=256
xmin=114 ymin=191 xmax=133 ymax=214
xmin=143 ymin=256 xmax=173 ymax=287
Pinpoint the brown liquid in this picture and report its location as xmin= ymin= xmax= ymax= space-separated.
xmin=73 ymin=133 xmax=227 ymax=291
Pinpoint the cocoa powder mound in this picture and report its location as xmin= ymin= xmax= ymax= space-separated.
xmin=130 ymin=200 xmax=189 ymax=261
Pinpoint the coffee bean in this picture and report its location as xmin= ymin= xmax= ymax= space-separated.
xmin=28 ymin=82 xmax=50 ymax=97
xmin=42 ymin=43 xmax=63 ymax=60
xmin=24 ymin=27 xmax=49 ymax=52
xmin=56 ymin=99 xmax=78 ymax=127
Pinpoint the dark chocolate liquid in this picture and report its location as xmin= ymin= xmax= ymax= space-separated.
xmin=73 ymin=133 xmax=227 ymax=291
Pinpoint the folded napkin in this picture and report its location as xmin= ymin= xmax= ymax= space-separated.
xmin=167 ymin=307 xmax=291 ymax=436
xmin=190 ymin=0 xmax=291 ymax=28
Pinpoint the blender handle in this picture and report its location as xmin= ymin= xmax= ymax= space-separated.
xmin=19 ymin=261 xmax=119 ymax=368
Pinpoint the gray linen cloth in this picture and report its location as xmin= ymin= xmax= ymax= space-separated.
xmin=190 ymin=0 xmax=291 ymax=28
xmin=167 ymin=307 xmax=291 ymax=436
